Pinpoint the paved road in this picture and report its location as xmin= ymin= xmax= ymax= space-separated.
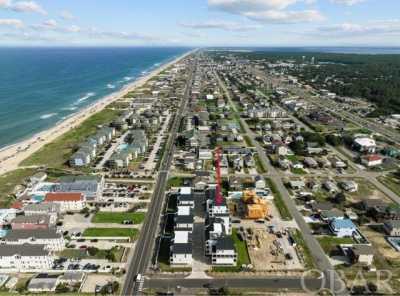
xmin=121 ymin=56 xmax=196 ymax=296
xmin=215 ymin=71 xmax=349 ymax=296
xmin=145 ymin=277 xmax=324 ymax=292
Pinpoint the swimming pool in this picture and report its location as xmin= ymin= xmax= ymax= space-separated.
xmin=32 ymin=194 xmax=45 ymax=203
xmin=118 ymin=143 xmax=129 ymax=151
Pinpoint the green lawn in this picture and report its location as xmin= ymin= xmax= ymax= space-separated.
xmin=254 ymin=154 xmax=267 ymax=173
xmin=243 ymin=135 xmax=253 ymax=147
xmin=83 ymin=228 xmax=138 ymax=238
xmin=0 ymin=168 xmax=36 ymax=207
xmin=266 ymin=178 xmax=292 ymax=220
xmin=59 ymin=247 xmax=125 ymax=262
xmin=286 ymin=155 xmax=299 ymax=162
xmin=291 ymin=167 xmax=307 ymax=175
xmin=92 ymin=212 xmax=145 ymax=224
xmin=167 ymin=176 xmax=185 ymax=188
xmin=20 ymin=108 xmax=120 ymax=168
xmin=291 ymin=229 xmax=315 ymax=269
xmin=317 ymin=236 xmax=354 ymax=254
xmin=232 ymin=228 xmax=250 ymax=266
xmin=378 ymin=175 xmax=400 ymax=196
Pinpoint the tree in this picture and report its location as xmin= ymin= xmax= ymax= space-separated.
xmin=326 ymin=134 xmax=343 ymax=146
xmin=56 ymin=283 xmax=70 ymax=293
xmin=334 ymin=192 xmax=346 ymax=204
xmin=87 ymin=247 xmax=99 ymax=256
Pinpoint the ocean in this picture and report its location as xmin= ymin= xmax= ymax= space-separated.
xmin=0 ymin=47 xmax=190 ymax=149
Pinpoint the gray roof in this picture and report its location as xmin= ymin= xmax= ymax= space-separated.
xmin=28 ymin=275 xmax=59 ymax=291
xmin=4 ymin=228 xmax=62 ymax=241
xmin=172 ymin=243 xmax=192 ymax=254
xmin=11 ymin=214 xmax=50 ymax=225
xmin=175 ymin=215 xmax=194 ymax=224
xmin=59 ymin=271 xmax=85 ymax=282
xmin=0 ymin=243 xmax=49 ymax=256
xmin=216 ymin=236 xmax=235 ymax=251
xmin=23 ymin=203 xmax=60 ymax=213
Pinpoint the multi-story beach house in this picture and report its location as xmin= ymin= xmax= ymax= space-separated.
xmin=0 ymin=244 xmax=54 ymax=271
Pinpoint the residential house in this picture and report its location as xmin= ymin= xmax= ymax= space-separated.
xmin=27 ymin=274 xmax=59 ymax=293
xmin=384 ymin=220 xmax=400 ymax=236
xmin=0 ymin=244 xmax=54 ymax=270
xmin=340 ymin=181 xmax=358 ymax=193
xmin=3 ymin=228 xmax=65 ymax=251
xmin=348 ymin=245 xmax=374 ymax=266
xmin=329 ymin=219 xmax=357 ymax=238
xmin=11 ymin=215 xmax=50 ymax=230
xmin=23 ymin=203 xmax=60 ymax=225
xmin=361 ymin=154 xmax=383 ymax=167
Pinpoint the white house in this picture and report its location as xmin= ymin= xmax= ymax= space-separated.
xmin=209 ymin=237 xmax=237 ymax=266
xmin=353 ymin=138 xmax=376 ymax=153
xmin=361 ymin=154 xmax=383 ymax=167
xmin=0 ymin=244 xmax=54 ymax=271
xmin=44 ymin=192 xmax=85 ymax=212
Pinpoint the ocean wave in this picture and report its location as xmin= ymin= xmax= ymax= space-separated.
xmin=123 ymin=76 xmax=133 ymax=81
xmin=40 ymin=113 xmax=58 ymax=120
xmin=107 ymin=84 xmax=116 ymax=89
xmin=75 ymin=92 xmax=96 ymax=104
xmin=62 ymin=106 xmax=78 ymax=111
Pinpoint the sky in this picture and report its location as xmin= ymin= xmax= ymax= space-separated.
xmin=0 ymin=0 xmax=400 ymax=47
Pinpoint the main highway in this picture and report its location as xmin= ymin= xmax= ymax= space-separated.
xmin=121 ymin=55 xmax=196 ymax=296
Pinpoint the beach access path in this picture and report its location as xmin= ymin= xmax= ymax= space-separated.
xmin=0 ymin=50 xmax=194 ymax=176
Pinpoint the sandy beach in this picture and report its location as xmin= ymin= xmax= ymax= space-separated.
xmin=0 ymin=50 xmax=193 ymax=176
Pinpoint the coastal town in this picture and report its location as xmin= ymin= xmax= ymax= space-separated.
xmin=1 ymin=49 xmax=400 ymax=296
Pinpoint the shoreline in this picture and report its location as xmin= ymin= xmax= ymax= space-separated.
xmin=0 ymin=49 xmax=194 ymax=176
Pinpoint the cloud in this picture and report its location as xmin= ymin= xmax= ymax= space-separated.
xmin=0 ymin=0 xmax=11 ymax=8
xmin=11 ymin=1 xmax=46 ymax=14
xmin=60 ymin=10 xmax=74 ymax=20
xmin=0 ymin=18 xmax=24 ymax=28
xmin=64 ymin=25 xmax=81 ymax=33
xmin=208 ymin=0 xmax=299 ymax=11
xmin=208 ymin=0 xmax=324 ymax=24
xmin=314 ymin=20 xmax=400 ymax=37
xmin=330 ymin=0 xmax=365 ymax=5
xmin=180 ymin=20 xmax=261 ymax=31
xmin=244 ymin=9 xmax=324 ymax=23
xmin=0 ymin=0 xmax=46 ymax=15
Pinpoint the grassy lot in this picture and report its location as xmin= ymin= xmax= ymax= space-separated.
xmin=286 ymin=155 xmax=299 ymax=162
xmin=0 ymin=168 xmax=36 ymax=207
xmin=291 ymin=167 xmax=307 ymax=175
xmin=266 ymin=178 xmax=292 ymax=220
xmin=316 ymin=236 xmax=354 ymax=254
xmin=254 ymin=154 xmax=267 ymax=173
xmin=59 ymin=246 xmax=125 ymax=262
xmin=378 ymin=174 xmax=400 ymax=196
xmin=167 ymin=176 xmax=185 ymax=188
xmin=232 ymin=228 xmax=250 ymax=266
xmin=291 ymin=229 xmax=315 ymax=269
xmin=83 ymin=228 xmax=138 ymax=238
xmin=92 ymin=212 xmax=145 ymax=224
xmin=243 ymin=135 xmax=253 ymax=147
xmin=20 ymin=108 xmax=120 ymax=168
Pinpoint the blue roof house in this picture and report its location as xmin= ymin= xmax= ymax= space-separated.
xmin=329 ymin=218 xmax=357 ymax=238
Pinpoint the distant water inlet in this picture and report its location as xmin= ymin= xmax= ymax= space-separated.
xmin=0 ymin=47 xmax=190 ymax=148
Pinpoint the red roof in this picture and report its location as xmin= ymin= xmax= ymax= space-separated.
xmin=10 ymin=201 xmax=23 ymax=209
xmin=45 ymin=192 xmax=83 ymax=202
xmin=363 ymin=154 xmax=382 ymax=162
